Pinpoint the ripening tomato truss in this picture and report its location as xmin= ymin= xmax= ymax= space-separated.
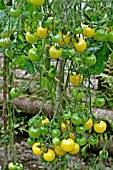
xmin=1 ymin=0 xmax=112 ymax=169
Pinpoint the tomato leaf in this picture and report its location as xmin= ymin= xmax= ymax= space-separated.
xmin=26 ymin=59 xmax=35 ymax=74
xmin=0 ymin=0 xmax=5 ymax=9
xmin=66 ymin=154 xmax=72 ymax=163
xmin=9 ymin=55 xmax=27 ymax=68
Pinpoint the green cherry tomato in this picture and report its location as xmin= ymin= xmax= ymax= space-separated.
xmin=51 ymin=34 xmax=61 ymax=43
xmin=25 ymin=32 xmax=38 ymax=44
xmin=76 ymin=136 xmax=86 ymax=146
xmin=32 ymin=11 xmax=43 ymax=21
xmin=27 ymin=137 xmax=35 ymax=146
xmin=48 ymin=67 xmax=57 ymax=78
xmin=76 ymin=92 xmax=85 ymax=100
xmin=36 ymin=117 xmax=42 ymax=126
xmin=94 ymin=29 xmax=108 ymax=42
xmin=5 ymin=49 xmax=14 ymax=58
xmin=16 ymin=163 xmax=23 ymax=170
xmin=85 ymin=54 xmax=96 ymax=66
xmin=28 ymin=127 xmax=40 ymax=138
xmin=29 ymin=0 xmax=45 ymax=6
xmin=42 ymin=19 xmax=52 ymax=28
xmin=51 ymin=129 xmax=61 ymax=138
xmin=10 ymin=87 xmax=20 ymax=98
xmin=99 ymin=150 xmax=108 ymax=159
xmin=63 ymin=110 xmax=71 ymax=120
xmin=10 ymin=8 xmax=21 ymax=18
xmin=74 ymin=27 xmax=83 ymax=34
xmin=52 ymin=137 xmax=61 ymax=146
xmin=28 ymin=48 xmax=41 ymax=62
xmin=8 ymin=162 xmax=17 ymax=170
xmin=71 ymin=114 xmax=82 ymax=125
xmin=88 ymin=136 xmax=98 ymax=145
xmin=40 ymin=126 xmax=48 ymax=136
xmin=82 ymin=114 xmax=89 ymax=124
xmin=76 ymin=125 xmax=86 ymax=134
xmin=95 ymin=97 xmax=105 ymax=107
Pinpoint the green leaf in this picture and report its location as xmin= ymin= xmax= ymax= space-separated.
xmin=9 ymin=55 xmax=27 ymax=68
xmin=26 ymin=59 xmax=35 ymax=74
xmin=66 ymin=154 xmax=71 ymax=163
xmin=74 ymin=163 xmax=80 ymax=169
xmin=0 ymin=0 xmax=5 ymax=9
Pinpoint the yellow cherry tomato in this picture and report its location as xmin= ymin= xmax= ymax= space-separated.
xmin=69 ymin=133 xmax=76 ymax=140
xmin=43 ymin=149 xmax=55 ymax=162
xmin=94 ymin=121 xmax=107 ymax=133
xmin=68 ymin=143 xmax=80 ymax=154
xmin=32 ymin=142 xmax=44 ymax=156
xmin=54 ymin=145 xmax=66 ymax=156
xmin=37 ymin=26 xmax=47 ymax=38
xmin=84 ymin=118 xmax=93 ymax=130
xmin=69 ymin=72 xmax=83 ymax=86
xmin=73 ymin=37 xmax=86 ymax=53
xmin=61 ymin=138 xmax=75 ymax=152
xmin=49 ymin=46 xmax=62 ymax=59
xmin=41 ymin=117 xmax=50 ymax=125
xmin=29 ymin=0 xmax=45 ymax=6
xmin=61 ymin=120 xmax=70 ymax=132
xmin=82 ymin=25 xmax=95 ymax=38
xmin=58 ymin=32 xmax=70 ymax=46
xmin=25 ymin=32 xmax=38 ymax=44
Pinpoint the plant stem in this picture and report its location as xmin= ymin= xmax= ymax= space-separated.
xmin=3 ymin=54 xmax=8 ymax=170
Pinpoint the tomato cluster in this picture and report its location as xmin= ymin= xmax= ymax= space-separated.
xmin=27 ymin=109 xmax=107 ymax=163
